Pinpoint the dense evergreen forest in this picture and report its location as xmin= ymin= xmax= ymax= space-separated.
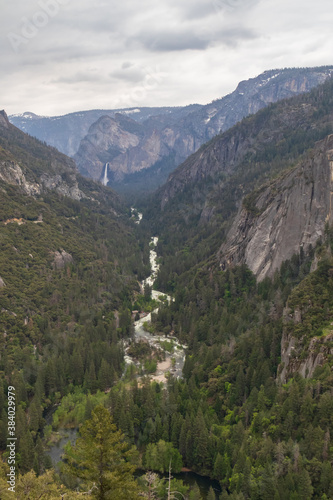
xmin=1 ymin=80 xmax=333 ymax=499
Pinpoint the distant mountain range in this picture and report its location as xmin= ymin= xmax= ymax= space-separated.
xmin=149 ymin=76 xmax=333 ymax=284
xmin=10 ymin=66 xmax=333 ymax=191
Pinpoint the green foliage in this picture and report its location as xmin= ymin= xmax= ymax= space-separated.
xmin=286 ymin=257 xmax=333 ymax=341
xmin=142 ymin=78 xmax=333 ymax=296
xmin=144 ymin=440 xmax=183 ymax=473
xmin=133 ymin=293 xmax=159 ymax=313
xmin=0 ymin=467 xmax=86 ymax=500
xmin=63 ymin=405 xmax=141 ymax=499
xmin=51 ymin=389 xmax=107 ymax=430
xmin=0 ymin=122 xmax=150 ymax=475
xmin=4 ymin=71 xmax=333 ymax=500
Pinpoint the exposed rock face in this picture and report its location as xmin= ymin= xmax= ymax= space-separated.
xmin=0 ymin=161 xmax=86 ymax=200
xmin=0 ymin=276 xmax=6 ymax=288
xmin=77 ymin=67 xmax=333 ymax=184
xmin=40 ymin=173 xmax=86 ymax=200
xmin=279 ymin=330 xmax=333 ymax=383
xmin=52 ymin=250 xmax=73 ymax=269
xmin=0 ymin=110 xmax=9 ymax=129
xmin=0 ymin=161 xmax=41 ymax=196
xmin=219 ymin=135 xmax=333 ymax=281
xmin=10 ymin=67 xmax=333 ymax=185
xmin=74 ymin=114 xmax=166 ymax=181
xmin=9 ymin=106 xmax=198 ymax=157
xmin=0 ymin=111 xmax=96 ymax=204
xmin=159 ymin=76 xmax=333 ymax=209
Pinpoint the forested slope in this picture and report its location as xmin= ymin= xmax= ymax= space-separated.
xmin=2 ymin=76 xmax=333 ymax=499
xmin=0 ymin=112 xmax=150 ymax=477
xmin=129 ymin=78 xmax=333 ymax=498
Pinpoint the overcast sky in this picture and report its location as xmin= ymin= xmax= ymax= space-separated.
xmin=1 ymin=0 xmax=333 ymax=116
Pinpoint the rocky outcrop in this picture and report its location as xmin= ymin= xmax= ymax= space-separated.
xmin=52 ymin=250 xmax=73 ymax=269
xmin=0 ymin=276 xmax=6 ymax=288
xmin=0 ymin=110 xmax=10 ymax=129
xmin=0 ymin=161 xmax=87 ymax=201
xmin=0 ymin=112 xmax=98 ymax=204
xmin=40 ymin=173 xmax=86 ymax=200
xmin=74 ymin=114 xmax=168 ymax=181
xmin=9 ymin=106 xmax=197 ymax=158
xmin=0 ymin=161 xmax=41 ymax=196
xmin=159 ymin=74 xmax=333 ymax=209
xmin=278 ymin=329 xmax=333 ymax=383
xmin=218 ymin=135 xmax=333 ymax=281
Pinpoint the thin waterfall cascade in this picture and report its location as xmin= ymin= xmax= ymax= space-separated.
xmin=102 ymin=163 xmax=109 ymax=186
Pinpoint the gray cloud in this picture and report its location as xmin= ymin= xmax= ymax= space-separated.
xmin=131 ymin=31 xmax=211 ymax=52
xmin=110 ymin=65 xmax=148 ymax=83
xmin=0 ymin=0 xmax=332 ymax=116
xmin=51 ymin=71 xmax=103 ymax=84
xmin=215 ymin=27 xmax=259 ymax=47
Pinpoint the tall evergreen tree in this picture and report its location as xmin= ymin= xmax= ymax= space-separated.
xmin=63 ymin=405 xmax=141 ymax=499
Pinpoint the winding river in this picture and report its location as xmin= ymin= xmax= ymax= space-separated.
xmin=124 ymin=236 xmax=187 ymax=383
xmin=47 ymin=221 xmax=220 ymax=498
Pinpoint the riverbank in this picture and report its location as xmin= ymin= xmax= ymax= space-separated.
xmin=123 ymin=236 xmax=186 ymax=383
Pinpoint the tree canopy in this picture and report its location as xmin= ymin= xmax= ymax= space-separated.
xmin=63 ymin=405 xmax=141 ymax=500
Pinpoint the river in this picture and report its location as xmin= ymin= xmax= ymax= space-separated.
xmin=123 ymin=236 xmax=187 ymax=383
xmin=46 ymin=227 xmax=220 ymax=498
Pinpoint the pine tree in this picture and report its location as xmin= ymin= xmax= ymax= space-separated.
xmin=19 ymin=430 xmax=34 ymax=473
xmin=296 ymin=467 xmax=313 ymax=500
xmin=98 ymin=359 xmax=111 ymax=390
xmin=64 ymin=405 xmax=141 ymax=499
xmin=0 ymin=409 xmax=7 ymax=449
xmin=214 ymin=452 xmax=224 ymax=481
xmin=193 ymin=409 xmax=209 ymax=469
xmin=28 ymin=400 xmax=40 ymax=435
xmin=207 ymin=486 xmax=216 ymax=500
xmin=189 ymin=482 xmax=203 ymax=500
xmin=0 ymin=379 xmax=4 ymax=414
xmin=84 ymin=360 xmax=97 ymax=393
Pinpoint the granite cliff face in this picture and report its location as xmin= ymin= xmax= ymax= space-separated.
xmin=10 ymin=67 xmax=333 ymax=186
xmin=0 ymin=160 xmax=41 ymax=197
xmin=174 ymin=66 xmax=333 ymax=146
xmin=0 ymin=110 xmax=88 ymax=201
xmin=9 ymin=106 xmax=199 ymax=158
xmin=0 ymin=110 xmax=120 ymax=207
xmin=74 ymin=113 xmax=171 ymax=182
xmin=219 ymin=135 xmax=333 ymax=281
xmin=75 ymin=67 xmax=333 ymax=184
xmin=160 ymin=77 xmax=333 ymax=210
xmin=278 ymin=329 xmax=333 ymax=383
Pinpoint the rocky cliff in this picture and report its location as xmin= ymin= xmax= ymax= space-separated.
xmin=74 ymin=113 xmax=172 ymax=182
xmin=9 ymin=106 xmax=199 ymax=158
xmin=76 ymin=67 xmax=333 ymax=185
xmin=218 ymin=135 xmax=333 ymax=281
xmin=10 ymin=67 xmax=333 ymax=187
xmin=278 ymin=329 xmax=333 ymax=383
xmin=160 ymin=75 xmax=333 ymax=211
xmin=0 ymin=110 xmax=121 ymax=208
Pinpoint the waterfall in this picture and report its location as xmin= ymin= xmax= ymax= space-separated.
xmin=102 ymin=163 xmax=109 ymax=186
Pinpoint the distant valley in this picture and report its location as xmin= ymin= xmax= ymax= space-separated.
xmin=3 ymin=67 xmax=333 ymax=498
xmin=10 ymin=66 xmax=333 ymax=193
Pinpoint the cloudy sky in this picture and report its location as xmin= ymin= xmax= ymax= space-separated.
xmin=1 ymin=0 xmax=333 ymax=116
